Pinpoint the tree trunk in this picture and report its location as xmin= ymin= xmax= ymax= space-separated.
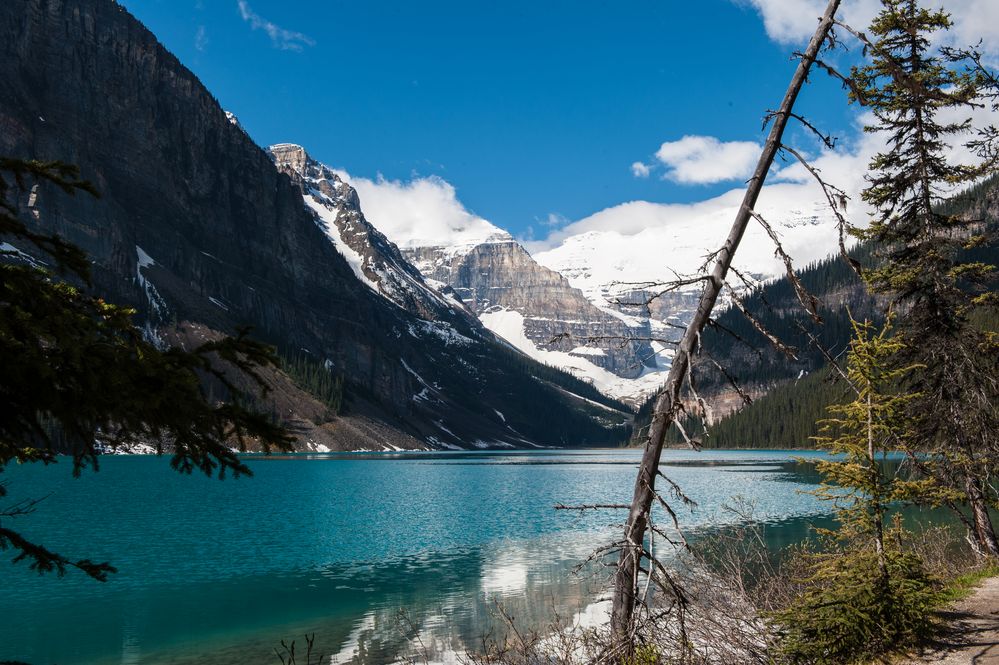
xmin=965 ymin=473 xmax=999 ymax=556
xmin=869 ymin=393 xmax=888 ymax=581
xmin=608 ymin=0 xmax=844 ymax=646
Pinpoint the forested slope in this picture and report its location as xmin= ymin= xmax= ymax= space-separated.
xmin=633 ymin=175 xmax=999 ymax=448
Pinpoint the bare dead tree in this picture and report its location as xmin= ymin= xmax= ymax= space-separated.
xmin=608 ymin=0 xmax=844 ymax=647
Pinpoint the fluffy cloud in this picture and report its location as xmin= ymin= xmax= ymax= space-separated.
xmin=631 ymin=161 xmax=652 ymax=178
xmin=740 ymin=0 xmax=999 ymax=58
xmin=236 ymin=0 xmax=315 ymax=51
xmin=336 ymin=172 xmax=508 ymax=248
xmin=653 ymin=135 xmax=761 ymax=185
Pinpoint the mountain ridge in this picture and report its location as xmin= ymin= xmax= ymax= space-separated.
xmin=0 ymin=0 xmax=631 ymax=450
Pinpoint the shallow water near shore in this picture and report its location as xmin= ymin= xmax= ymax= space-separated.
xmin=1 ymin=448 xmax=928 ymax=664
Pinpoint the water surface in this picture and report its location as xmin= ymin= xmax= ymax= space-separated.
xmin=2 ymin=449 xmax=847 ymax=663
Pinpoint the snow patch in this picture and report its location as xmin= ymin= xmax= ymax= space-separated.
xmin=570 ymin=346 xmax=606 ymax=357
xmin=407 ymin=320 xmax=474 ymax=347
xmin=207 ymin=296 xmax=230 ymax=311
xmin=1 ymin=242 xmax=45 ymax=268
xmin=480 ymin=308 xmax=667 ymax=403
xmin=426 ymin=436 xmax=462 ymax=450
xmin=304 ymin=194 xmax=381 ymax=294
xmin=134 ymin=246 xmax=168 ymax=346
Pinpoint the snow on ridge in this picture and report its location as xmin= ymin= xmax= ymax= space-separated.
xmin=1 ymin=242 xmax=45 ymax=268
xmin=303 ymin=194 xmax=382 ymax=295
xmin=224 ymin=111 xmax=243 ymax=130
xmin=530 ymin=191 xmax=849 ymax=314
xmin=479 ymin=307 xmax=668 ymax=403
xmin=407 ymin=320 xmax=474 ymax=347
xmin=134 ymin=245 xmax=167 ymax=318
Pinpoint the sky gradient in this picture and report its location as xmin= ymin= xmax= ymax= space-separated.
xmin=118 ymin=0 xmax=867 ymax=237
xmin=118 ymin=0 xmax=997 ymax=242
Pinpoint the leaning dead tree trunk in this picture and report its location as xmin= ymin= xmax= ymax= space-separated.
xmin=609 ymin=0 xmax=843 ymax=644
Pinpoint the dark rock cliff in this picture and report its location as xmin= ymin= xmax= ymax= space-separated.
xmin=0 ymin=0 xmax=631 ymax=448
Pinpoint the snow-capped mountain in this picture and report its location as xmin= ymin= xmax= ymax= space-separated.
xmin=277 ymin=152 xmax=664 ymax=403
xmin=269 ymin=143 xmax=475 ymax=323
xmin=530 ymin=191 xmax=845 ymax=363
xmin=532 ymin=193 xmax=839 ymax=307
xmin=334 ymin=172 xmax=844 ymax=403
xmin=402 ymin=237 xmax=665 ymax=401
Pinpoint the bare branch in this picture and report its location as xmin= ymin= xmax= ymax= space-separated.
xmin=779 ymin=143 xmax=863 ymax=276
xmin=747 ymin=206 xmax=823 ymax=323
xmin=726 ymin=283 xmax=799 ymax=360
xmin=767 ymin=110 xmax=837 ymax=149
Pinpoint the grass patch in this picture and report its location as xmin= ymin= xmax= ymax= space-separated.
xmin=938 ymin=561 xmax=999 ymax=604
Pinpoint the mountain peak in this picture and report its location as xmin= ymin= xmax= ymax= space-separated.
xmin=269 ymin=143 xmax=314 ymax=176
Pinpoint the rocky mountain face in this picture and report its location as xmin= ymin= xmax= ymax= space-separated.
xmin=269 ymin=149 xmax=664 ymax=403
xmin=0 ymin=0 xmax=631 ymax=450
xmin=268 ymin=143 xmax=475 ymax=324
xmin=403 ymin=239 xmax=657 ymax=379
xmin=526 ymin=202 xmax=843 ymax=399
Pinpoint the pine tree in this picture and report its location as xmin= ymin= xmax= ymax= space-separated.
xmin=1 ymin=158 xmax=293 ymax=580
xmin=850 ymin=0 xmax=999 ymax=556
xmin=772 ymin=315 xmax=938 ymax=664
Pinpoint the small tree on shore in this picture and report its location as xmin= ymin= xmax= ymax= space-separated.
xmin=773 ymin=315 xmax=938 ymax=664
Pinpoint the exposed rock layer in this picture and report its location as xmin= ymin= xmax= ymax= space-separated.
xmin=405 ymin=241 xmax=657 ymax=378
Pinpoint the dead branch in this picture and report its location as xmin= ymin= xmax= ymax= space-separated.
xmin=767 ymin=110 xmax=837 ymax=149
xmin=747 ymin=206 xmax=823 ymax=322
xmin=705 ymin=317 xmax=766 ymax=359
xmin=704 ymin=355 xmax=754 ymax=407
xmin=779 ymin=143 xmax=862 ymax=275
xmin=726 ymin=284 xmax=799 ymax=360
xmin=809 ymin=56 xmax=868 ymax=103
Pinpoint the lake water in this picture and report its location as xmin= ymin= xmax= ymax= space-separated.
xmin=1 ymin=449 xmax=859 ymax=664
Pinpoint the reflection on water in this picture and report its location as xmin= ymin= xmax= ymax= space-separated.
xmin=1 ymin=449 xmax=907 ymax=664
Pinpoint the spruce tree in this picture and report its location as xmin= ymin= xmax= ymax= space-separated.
xmin=850 ymin=0 xmax=999 ymax=556
xmin=773 ymin=315 xmax=938 ymax=664
xmin=1 ymin=158 xmax=293 ymax=580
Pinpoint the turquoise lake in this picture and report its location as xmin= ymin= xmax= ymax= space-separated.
xmin=2 ymin=449 xmax=866 ymax=664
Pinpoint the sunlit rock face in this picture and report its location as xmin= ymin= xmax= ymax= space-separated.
xmin=269 ymin=143 xmax=478 ymax=324
xmin=404 ymin=238 xmax=657 ymax=380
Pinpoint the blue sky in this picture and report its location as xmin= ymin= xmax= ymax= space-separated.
xmin=116 ymin=0 xmax=992 ymax=241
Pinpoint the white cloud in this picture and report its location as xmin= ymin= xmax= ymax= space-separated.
xmin=737 ymin=0 xmax=832 ymax=44
xmin=236 ymin=0 xmax=315 ymax=51
xmin=194 ymin=25 xmax=208 ymax=52
xmin=631 ymin=161 xmax=651 ymax=178
xmin=740 ymin=0 xmax=999 ymax=58
xmin=336 ymin=172 xmax=510 ymax=248
xmin=542 ymin=212 xmax=570 ymax=228
xmin=653 ymin=135 xmax=761 ymax=185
